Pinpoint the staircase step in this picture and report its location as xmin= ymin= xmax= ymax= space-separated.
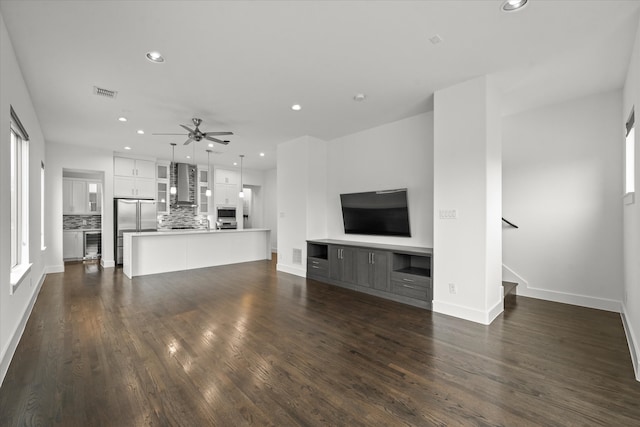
xmin=502 ymin=281 xmax=518 ymax=297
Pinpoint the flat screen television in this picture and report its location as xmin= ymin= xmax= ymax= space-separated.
xmin=340 ymin=189 xmax=411 ymax=237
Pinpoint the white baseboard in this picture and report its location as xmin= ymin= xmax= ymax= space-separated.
xmin=433 ymin=298 xmax=503 ymax=325
xmin=516 ymin=285 xmax=621 ymax=313
xmin=0 ymin=270 xmax=46 ymax=387
xmin=502 ymin=264 xmax=621 ymax=313
xmin=621 ymin=304 xmax=640 ymax=382
xmin=276 ymin=263 xmax=306 ymax=277
xmin=44 ymin=264 xmax=64 ymax=274
xmin=101 ymin=259 xmax=115 ymax=269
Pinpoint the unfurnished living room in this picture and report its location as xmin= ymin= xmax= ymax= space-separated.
xmin=1 ymin=0 xmax=640 ymax=425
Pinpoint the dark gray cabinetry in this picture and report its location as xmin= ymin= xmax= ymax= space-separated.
xmin=355 ymin=249 xmax=389 ymax=291
xmin=329 ymin=245 xmax=356 ymax=284
xmin=307 ymin=240 xmax=432 ymax=310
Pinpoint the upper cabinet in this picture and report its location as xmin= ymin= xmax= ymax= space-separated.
xmin=197 ymin=165 xmax=210 ymax=215
xmin=215 ymin=168 xmax=239 ymax=185
xmin=63 ymin=178 xmax=102 ymax=214
xmin=113 ymin=156 xmax=156 ymax=198
xmin=156 ymin=161 xmax=170 ymax=214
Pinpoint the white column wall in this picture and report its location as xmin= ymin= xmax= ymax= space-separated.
xmin=277 ymin=136 xmax=327 ymax=276
xmin=433 ymin=76 xmax=503 ymax=324
xmin=623 ymin=13 xmax=640 ymax=381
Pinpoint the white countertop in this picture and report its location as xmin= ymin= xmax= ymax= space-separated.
xmin=125 ymin=228 xmax=270 ymax=237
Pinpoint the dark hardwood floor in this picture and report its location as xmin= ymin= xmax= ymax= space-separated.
xmin=1 ymin=259 xmax=639 ymax=426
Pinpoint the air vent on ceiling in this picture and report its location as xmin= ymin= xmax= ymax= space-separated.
xmin=93 ymin=86 xmax=118 ymax=99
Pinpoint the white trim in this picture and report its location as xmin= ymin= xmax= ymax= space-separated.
xmin=502 ymin=264 xmax=620 ymax=312
xmin=623 ymin=192 xmax=635 ymax=205
xmin=44 ymin=264 xmax=64 ymax=274
xmin=101 ymin=259 xmax=115 ymax=269
xmin=621 ymin=305 xmax=640 ymax=382
xmin=433 ymin=299 xmax=503 ymax=325
xmin=0 ymin=271 xmax=45 ymax=387
xmin=276 ymin=263 xmax=306 ymax=277
xmin=10 ymin=262 xmax=32 ymax=295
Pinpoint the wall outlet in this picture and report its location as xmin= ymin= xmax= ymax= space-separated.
xmin=448 ymin=283 xmax=457 ymax=294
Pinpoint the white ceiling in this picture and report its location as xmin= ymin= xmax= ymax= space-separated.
xmin=1 ymin=0 xmax=639 ymax=170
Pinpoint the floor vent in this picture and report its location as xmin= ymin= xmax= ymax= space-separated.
xmin=93 ymin=86 xmax=118 ymax=99
xmin=292 ymin=248 xmax=302 ymax=265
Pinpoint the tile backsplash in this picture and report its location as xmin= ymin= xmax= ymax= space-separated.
xmin=63 ymin=214 xmax=102 ymax=230
xmin=157 ymin=205 xmax=208 ymax=230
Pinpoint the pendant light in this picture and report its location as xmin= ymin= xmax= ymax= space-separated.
xmin=170 ymin=143 xmax=177 ymax=195
xmin=205 ymin=149 xmax=212 ymax=197
xmin=238 ymin=154 xmax=245 ymax=198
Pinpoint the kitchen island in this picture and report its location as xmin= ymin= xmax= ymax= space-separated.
xmin=122 ymin=228 xmax=271 ymax=278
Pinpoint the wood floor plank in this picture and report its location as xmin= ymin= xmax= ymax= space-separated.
xmin=1 ymin=259 xmax=639 ymax=426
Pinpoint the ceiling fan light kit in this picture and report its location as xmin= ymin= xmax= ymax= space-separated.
xmin=153 ymin=118 xmax=233 ymax=146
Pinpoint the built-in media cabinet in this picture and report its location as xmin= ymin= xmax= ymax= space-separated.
xmin=306 ymin=239 xmax=433 ymax=310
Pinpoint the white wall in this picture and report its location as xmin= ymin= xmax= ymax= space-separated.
xmin=0 ymin=11 xmax=47 ymax=385
xmin=264 ymin=168 xmax=277 ymax=251
xmin=622 ymin=13 xmax=640 ymax=381
xmin=326 ymin=112 xmax=434 ymax=247
xmin=277 ymin=136 xmax=327 ymax=276
xmin=503 ymin=90 xmax=624 ymax=312
xmin=46 ymin=142 xmax=116 ymax=270
xmin=433 ymin=76 xmax=503 ymax=325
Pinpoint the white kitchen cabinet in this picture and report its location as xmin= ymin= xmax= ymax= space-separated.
xmin=63 ymin=179 xmax=101 ymax=214
xmin=197 ymin=165 xmax=210 ymax=215
xmin=114 ymin=176 xmax=155 ymax=199
xmin=156 ymin=161 xmax=171 ymax=214
xmin=215 ymin=168 xmax=239 ymax=185
xmin=114 ymin=157 xmax=156 ymax=179
xmin=214 ymin=182 xmax=238 ymax=207
xmin=63 ymin=231 xmax=83 ymax=260
xmin=113 ymin=157 xmax=156 ymax=198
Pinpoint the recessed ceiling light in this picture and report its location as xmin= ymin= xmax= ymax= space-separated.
xmin=186 ymin=155 xmax=191 ymax=159
xmin=429 ymin=34 xmax=443 ymax=45
xmin=137 ymin=129 xmax=144 ymax=135
xmin=146 ymin=51 xmax=165 ymax=63
xmin=501 ymin=0 xmax=528 ymax=12
xmin=291 ymin=104 xmax=302 ymax=111
xmin=208 ymin=143 xmax=214 ymax=148
xmin=233 ymin=162 xmax=238 ymax=166
xmin=260 ymin=152 xmax=265 ymax=157
xmin=124 ymin=146 xmax=131 ymax=150
xmin=353 ymin=93 xmax=367 ymax=102
xmin=118 ymin=116 xmax=128 ymax=122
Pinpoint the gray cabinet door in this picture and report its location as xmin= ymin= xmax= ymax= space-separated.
xmin=371 ymin=250 xmax=389 ymax=291
xmin=355 ymin=249 xmax=389 ymax=290
xmin=330 ymin=245 xmax=356 ymax=284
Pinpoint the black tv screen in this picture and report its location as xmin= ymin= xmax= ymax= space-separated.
xmin=340 ymin=189 xmax=411 ymax=237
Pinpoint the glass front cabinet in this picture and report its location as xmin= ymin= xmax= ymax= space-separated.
xmin=197 ymin=165 xmax=210 ymax=215
xmin=157 ymin=162 xmax=170 ymax=215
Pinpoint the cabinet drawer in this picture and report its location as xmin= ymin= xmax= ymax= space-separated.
xmin=307 ymin=258 xmax=328 ymax=278
xmin=390 ymin=271 xmax=430 ymax=286
xmin=390 ymin=280 xmax=431 ymax=301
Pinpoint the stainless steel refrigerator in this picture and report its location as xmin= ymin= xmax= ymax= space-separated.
xmin=114 ymin=199 xmax=157 ymax=265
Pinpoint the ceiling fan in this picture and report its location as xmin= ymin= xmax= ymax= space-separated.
xmin=153 ymin=118 xmax=233 ymax=145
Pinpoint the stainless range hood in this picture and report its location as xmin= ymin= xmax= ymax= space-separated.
xmin=174 ymin=162 xmax=198 ymax=207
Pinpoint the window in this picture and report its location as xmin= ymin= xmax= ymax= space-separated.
xmin=626 ymin=109 xmax=635 ymax=194
xmin=10 ymin=106 xmax=30 ymax=288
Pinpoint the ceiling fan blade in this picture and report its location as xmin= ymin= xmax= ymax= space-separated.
xmin=180 ymin=124 xmax=195 ymax=133
xmin=204 ymin=135 xmax=229 ymax=145
xmin=203 ymin=131 xmax=234 ymax=136
xmin=152 ymin=133 xmax=187 ymax=136
xmin=183 ymin=137 xmax=193 ymax=145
